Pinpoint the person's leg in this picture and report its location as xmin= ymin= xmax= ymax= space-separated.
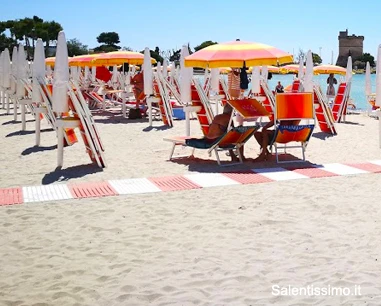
xmin=254 ymin=130 xmax=272 ymax=161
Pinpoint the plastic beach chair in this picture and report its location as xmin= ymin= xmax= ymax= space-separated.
xmin=331 ymin=82 xmax=351 ymax=123
xmin=270 ymin=92 xmax=315 ymax=163
xmin=313 ymin=85 xmax=337 ymax=135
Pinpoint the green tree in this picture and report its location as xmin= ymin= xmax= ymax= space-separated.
xmin=312 ymin=52 xmax=322 ymax=65
xmin=67 ymin=38 xmax=88 ymax=56
xmin=358 ymin=53 xmax=375 ymax=67
xmin=94 ymin=31 xmax=121 ymax=52
xmin=353 ymin=60 xmax=365 ymax=69
xmin=140 ymin=47 xmax=163 ymax=66
xmin=194 ymin=40 xmax=217 ymax=52
xmin=0 ymin=33 xmax=17 ymax=53
xmin=1 ymin=17 xmax=62 ymax=58
xmin=169 ymin=49 xmax=181 ymax=62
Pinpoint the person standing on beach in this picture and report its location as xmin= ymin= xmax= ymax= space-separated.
xmin=129 ymin=71 xmax=145 ymax=119
xmin=326 ymin=73 xmax=337 ymax=97
xmin=228 ymin=68 xmax=241 ymax=99
xmin=275 ymin=81 xmax=284 ymax=93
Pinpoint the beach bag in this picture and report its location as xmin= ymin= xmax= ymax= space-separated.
xmin=128 ymin=108 xmax=142 ymax=119
xmin=240 ymin=68 xmax=249 ymax=90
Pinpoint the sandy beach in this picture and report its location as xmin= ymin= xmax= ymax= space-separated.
xmin=1 ymin=108 xmax=381 ymax=305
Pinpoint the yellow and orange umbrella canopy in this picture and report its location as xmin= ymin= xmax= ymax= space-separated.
xmin=69 ymin=54 xmax=102 ymax=67
xmin=279 ymin=64 xmax=305 ymax=74
xmin=45 ymin=56 xmax=73 ymax=67
xmin=313 ymin=64 xmax=346 ymax=75
xmin=247 ymin=65 xmax=280 ymax=73
xmin=184 ymin=40 xmax=293 ymax=68
xmin=45 ymin=57 xmax=56 ymax=66
xmin=91 ymin=51 xmax=156 ymax=66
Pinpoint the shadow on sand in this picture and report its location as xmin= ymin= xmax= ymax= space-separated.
xmin=142 ymin=125 xmax=172 ymax=132
xmin=2 ymin=119 xmax=35 ymax=125
xmin=167 ymin=153 xmax=320 ymax=173
xmin=6 ymin=128 xmax=53 ymax=137
xmin=21 ymin=145 xmax=57 ymax=156
xmin=41 ymin=163 xmax=103 ymax=185
xmin=311 ymin=132 xmax=336 ymax=140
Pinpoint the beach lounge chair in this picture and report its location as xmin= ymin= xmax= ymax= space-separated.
xmin=164 ymin=125 xmax=258 ymax=166
xmin=190 ymin=81 xmax=214 ymax=135
xmin=153 ymin=78 xmax=174 ymax=127
xmin=331 ymin=82 xmax=351 ymax=123
xmin=291 ymin=79 xmax=301 ymax=92
xmin=270 ymin=92 xmax=315 ymax=163
xmin=313 ymin=85 xmax=337 ymax=135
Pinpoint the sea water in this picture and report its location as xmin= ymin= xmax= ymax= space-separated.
xmin=196 ymin=73 xmax=375 ymax=111
xmin=267 ymin=73 xmax=374 ymax=111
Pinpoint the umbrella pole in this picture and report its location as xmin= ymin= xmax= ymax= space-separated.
xmin=147 ymin=96 xmax=153 ymax=127
xmin=378 ymin=109 xmax=381 ymax=148
xmin=122 ymin=92 xmax=127 ymax=118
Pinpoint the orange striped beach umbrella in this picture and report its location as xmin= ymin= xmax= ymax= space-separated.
xmin=279 ymin=64 xmax=304 ymax=74
xmin=69 ymin=54 xmax=102 ymax=67
xmin=184 ymin=40 xmax=293 ymax=68
xmin=313 ymin=64 xmax=346 ymax=75
xmin=91 ymin=51 xmax=156 ymax=66
xmin=45 ymin=57 xmax=56 ymax=66
xmin=247 ymin=65 xmax=280 ymax=73
xmin=45 ymin=56 xmax=73 ymax=67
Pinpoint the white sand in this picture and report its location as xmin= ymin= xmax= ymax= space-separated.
xmin=1 ymin=108 xmax=381 ymax=305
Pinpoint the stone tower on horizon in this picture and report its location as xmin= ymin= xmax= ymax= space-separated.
xmin=336 ymin=29 xmax=364 ymax=67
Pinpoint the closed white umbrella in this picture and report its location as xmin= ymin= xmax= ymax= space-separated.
xmin=91 ymin=66 xmax=96 ymax=82
xmin=261 ymin=65 xmax=268 ymax=81
xmin=180 ymin=45 xmax=193 ymax=136
xmin=0 ymin=52 xmax=3 ymax=89
xmin=376 ymin=45 xmax=381 ymax=107
xmin=210 ymin=68 xmax=219 ymax=93
xmin=162 ymin=59 xmax=168 ymax=78
xmin=143 ymin=47 xmax=153 ymax=96
xmin=365 ymin=61 xmax=372 ymax=96
xmin=11 ymin=46 xmax=18 ymax=93
xmin=17 ymin=44 xmax=28 ymax=98
xmin=298 ymin=60 xmax=304 ymax=80
xmin=32 ymin=38 xmax=45 ymax=103
xmin=70 ymin=66 xmax=78 ymax=81
xmin=180 ymin=45 xmax=192 ymax=104
xmin=111 ymin=65 xmax=118 ymax=85
xmin=84 ymin=66 xmax=90 ymax=81
xmin=345 ymin=56 xmax=352 ymax=83
xmin=52 ymin=31 xmax=70 ymax=114
xmin=303 ymin=50 xmax=313 ymax=92
xmin=156 ymin=62 xmax=162 ymax=76
xmin=0 ymin=52 xmax=3 ymax=109
xmin=2 ymin=48 xmax=11 ymax=89
xmin=251 ymin=66 xmax=261 ymax=94
xmin=170 ymin=63 xmax=176 ymax=82
xmin=143 ymin=47 xmax=154 ymax=125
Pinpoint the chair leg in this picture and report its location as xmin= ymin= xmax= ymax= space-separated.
xmin=214 ymin=149 xmax=221 ymax=166
xmin=169 ymin=143 xmax=176 ymax=160
xmin=236 ymin=145 xmax=243 ymax=163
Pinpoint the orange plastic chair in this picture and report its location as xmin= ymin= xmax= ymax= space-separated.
xmin=270 ymin=92 xmax=315 ymax=163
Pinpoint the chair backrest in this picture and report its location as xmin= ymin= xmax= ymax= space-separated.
xmin=291 ymin=79 xmax=300 ymax=92
xmin=228 ymin=98 xmax=270 ymax=119
xmin=273 ymin=92 xmax=314 ymax=144
xmin=275 ymin=92 xmax=314 ymax=122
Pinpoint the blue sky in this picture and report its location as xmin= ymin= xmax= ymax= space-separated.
xmin=1 ymin=0 xmax=379 ymax=63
